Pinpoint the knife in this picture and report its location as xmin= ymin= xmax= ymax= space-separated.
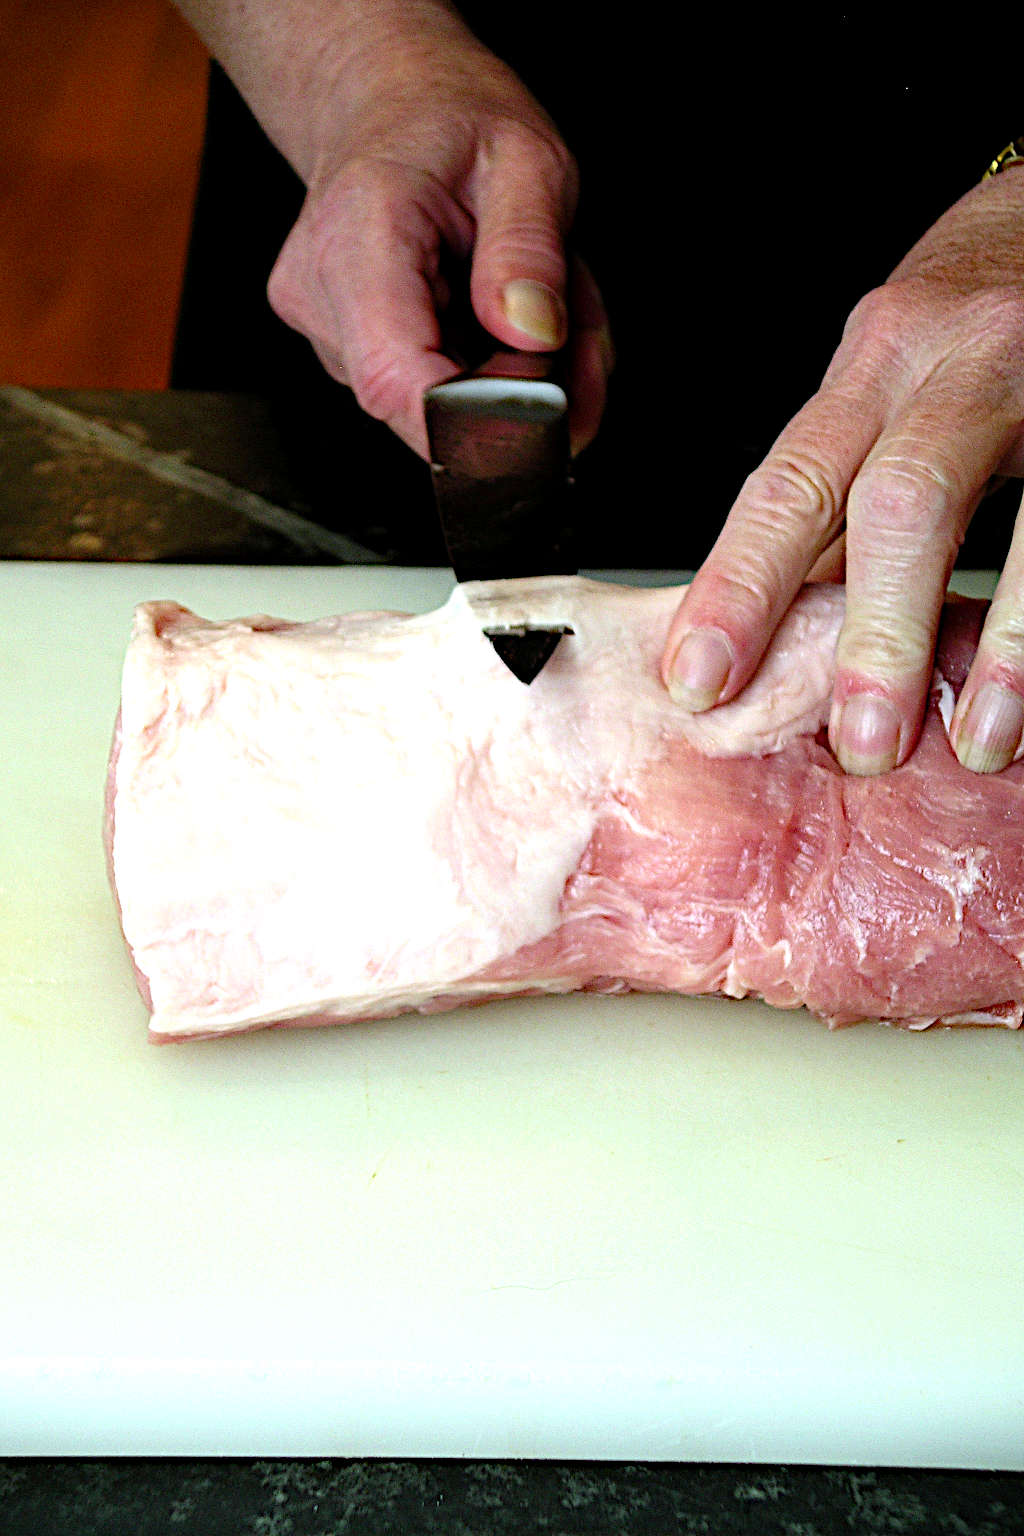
xmin=424 ymin=351 xmax=576 ymax=684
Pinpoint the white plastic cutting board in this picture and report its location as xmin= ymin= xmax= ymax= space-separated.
xmin=2 ymin=561 xmax=1024 ymax=1464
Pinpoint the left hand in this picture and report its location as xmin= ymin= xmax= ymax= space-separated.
xmin=660 ymin=167 xmax=1024 ymax=775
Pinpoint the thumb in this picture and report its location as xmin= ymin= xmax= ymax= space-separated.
xmin=468 ymin=127 xmax=576 ymax=350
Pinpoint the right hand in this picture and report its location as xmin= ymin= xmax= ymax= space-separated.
xmin=265 ymin=3 xmax=612 ymax=458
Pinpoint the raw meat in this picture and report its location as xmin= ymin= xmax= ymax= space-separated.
xmin=105 ymin=576 xmax=1024 ymax=1042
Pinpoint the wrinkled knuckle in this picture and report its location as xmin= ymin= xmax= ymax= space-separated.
xmin=847 ymin=281 xmax=905 ymax=333
xmin=743 ymin=454 xmax=841 ymax=541
xmin=851 ymin=452 xmax=960 ymax=535
xmin=844 ymin=280 xmax=918 ymax=351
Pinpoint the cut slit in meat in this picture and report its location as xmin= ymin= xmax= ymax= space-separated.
xmin=103 ymin=577 xmax=1024 ymax=1042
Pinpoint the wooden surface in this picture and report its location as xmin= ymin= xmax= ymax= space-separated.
xmin=0 ymin=385 xmax=442 ymax=565
xmin=0 ymin=0 xmax=208 ymax=389
xmin=0 ymin=387 xmax=303 ymax=562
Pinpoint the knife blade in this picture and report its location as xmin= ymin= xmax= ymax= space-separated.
xmin=424 ymin=351 xmax=576 ymax=684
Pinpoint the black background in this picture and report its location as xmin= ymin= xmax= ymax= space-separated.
xmin=172 ymin=7 xmax=1023 ymax=569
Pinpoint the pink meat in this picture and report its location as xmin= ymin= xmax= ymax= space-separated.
xmin=104 ymin=577 xmax=1024 ymax=1042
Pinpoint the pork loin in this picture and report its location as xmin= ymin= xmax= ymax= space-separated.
xmin=104 ymin=577 xmax=1024 ymax=1042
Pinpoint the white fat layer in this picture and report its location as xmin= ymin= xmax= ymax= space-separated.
xmin=114 ymin=578 xmax=850 ymax=1036
xmin=929 ymin=672 xmax=1024 ymax=767
xmin=148 ymin=974 xmax=584 ymax=1040
xmin=934 ymin=675 xmax=955 ymax=733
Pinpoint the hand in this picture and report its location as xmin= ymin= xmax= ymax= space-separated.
xmin=261 ymin=2 xmax=611 ymax=458
xmin=660 ymin=169 xmax=1024 ymax=775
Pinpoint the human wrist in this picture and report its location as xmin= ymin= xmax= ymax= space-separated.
xmin=174 ymin=0 xmax=473 ymax=183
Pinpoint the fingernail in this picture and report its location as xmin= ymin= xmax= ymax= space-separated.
xmin=668 ymin=629 xmax=733 ymax=711
xmin=502 ymin=279 xmax=563 ymax=345
xmin=954 ymin=682 xmax=1024 ymax=774
xmin=832 ymin=693 xmax=901 ymax=776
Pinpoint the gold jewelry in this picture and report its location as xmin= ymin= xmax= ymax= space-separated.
xmin=982 ymin=136 xmax=1024 ymax=179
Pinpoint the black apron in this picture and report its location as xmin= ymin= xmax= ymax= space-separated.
xmin=173 ymin=8 xmax=1021 ymax=567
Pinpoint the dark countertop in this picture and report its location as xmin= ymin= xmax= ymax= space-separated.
xmin=1 ymin=387 xmax=1021 ymax=1534
xmin=3 ymin=1459 xmax=1023 ymax=1536
xmin=0 ymin=385 xmax=389 ymax=564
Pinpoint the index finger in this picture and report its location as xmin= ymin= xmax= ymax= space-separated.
xmin=660 ymin=374 xmax=889 ymax=710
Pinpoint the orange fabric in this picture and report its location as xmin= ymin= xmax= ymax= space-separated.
xmin=0 ymin=0 xmax=208 ymax=388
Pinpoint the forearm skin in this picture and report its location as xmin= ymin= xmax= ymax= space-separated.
xmin=173 ymin=0 xmax=476 ymax=180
